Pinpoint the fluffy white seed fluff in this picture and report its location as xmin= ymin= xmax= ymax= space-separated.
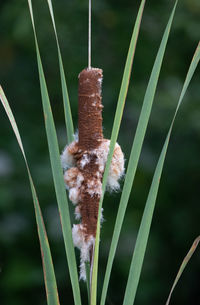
xmin=64 ymin=168 xmax=84 ymax=203
xmin=69 ymin=187 xmax=80 ymax=205
xmin=61 ymin=138 xmax=124 ymax=194
xmin=100 ymin=208 xmax=104 ymax=224
xmin=64 ymin=167 xmax=79 ymax=188
xmin=72 ymin=224 xmax=95 ymax=280
xmin=72 ymin=224 xmax=85 ymax=249
xmin=75 ymin=206 xmax=81 ymax=220
xmin=61 ymin=141 xmax=77 ymax=170
xmin=74 ymin=132 xmax=79 ymax=142
xmin=61 ymin=137 xmax=124 ymax=281
xmin=77 ymin=172 xmax=84 ymax=186
xmin=93 ymin=139 xmax=110 ymax=173
xmin=107 ymin=142 xmax=125 ymax=191
xmin=92 ymin=100 xmax=97 ymax=106
xmin=80 ymin=153 xmax=90 ymax=168
xmin=91 ymin=139 xmax=125 ymax=191
xmin=87 ymin=179 xmax=102 ymax=196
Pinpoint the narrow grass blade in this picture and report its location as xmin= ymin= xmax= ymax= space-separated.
xmin=46 ymin=0 xmax=74 ymax=143
xmin=123 ymin=41 xmax=200 ymax=305
xmin=27 ymin=1 xmax=81 ymax=305
xmin=90 ymin=1 xmax=146 ymax=304
xmin=0 ymin=87 xmax=60 ymax=305
xmin=166 ymin=236 xmax=200 ymax=305
xmin=100 ymin=3 xmax=177 ymax=305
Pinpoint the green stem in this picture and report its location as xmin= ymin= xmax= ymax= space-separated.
xmin=85 ymin=261 xmax=91 ymax=304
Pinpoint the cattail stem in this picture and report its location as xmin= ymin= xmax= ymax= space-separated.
xmin=88 ymin=0 xmax=92 ymax=69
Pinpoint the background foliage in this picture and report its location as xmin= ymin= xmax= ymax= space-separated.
xmin=0 ymin=0 xmax=200 ymax=304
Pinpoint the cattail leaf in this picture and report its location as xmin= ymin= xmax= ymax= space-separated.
xmin=0 ymin=87 xmax=60 ymax=305
xmin=27 ymin=1 xmax=82 ymax=305
xmin=90 ymin=1 xmax=146 ymax=304
xmin=166 ymin=236 xmax=200 ymax=305
xmin=123 ymin=41 xmax=200 ymax=305
xmin=100 ymin=2 xmax=177 ymax=305
xmin=45 ymin=0 xmax=74 ymax=143
xmin=85 ymin=261 xmax=91 ymax=304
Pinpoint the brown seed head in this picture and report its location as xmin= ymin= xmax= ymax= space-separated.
xmin=78 ymin=68 xmax=103 ymax=150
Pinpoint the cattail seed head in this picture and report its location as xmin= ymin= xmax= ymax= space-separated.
xmin=78 ymin=68 xmax=103 ymax=150
xmin=61 ymin=67 xmax=125 ymax=280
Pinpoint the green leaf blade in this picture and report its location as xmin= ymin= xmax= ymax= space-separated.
xmin=90 ymin=1 xmax=146 ymax=304
xmin=46 ymin=0 xmax=74 ymax=143
xmin=0 ymin=86 xmax=60 ymax=305
xmin=100 ymin=3 xmax=177 ymax=305
xmin=166 ymin=236 xmax=200 ymax=305
xmin=123 ymin=40 xmax=200 ymax=305
xmin=27 ymin=1 xmax=82 ymax=305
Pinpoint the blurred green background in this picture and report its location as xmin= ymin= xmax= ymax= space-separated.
xmin=0 ymin=0 xmax=200 ymax=304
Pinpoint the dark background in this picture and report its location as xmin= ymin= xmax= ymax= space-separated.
xmin=0 ymin=0 xmax=200 ymax=304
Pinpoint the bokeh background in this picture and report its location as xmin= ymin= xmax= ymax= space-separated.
xmin=0 ymin=0 xmax=200 ymax=304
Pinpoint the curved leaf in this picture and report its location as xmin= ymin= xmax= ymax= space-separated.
xmin=123 ymin=41 xmax=200 ymax=305
xmin=100 ymin=2 xmax=177 ymax=305
xmin=90 ymin=1 xmax=146 ymax=304
xmin=166 ymin=236 xmax=200 ymax=305
xmin=46 ymin=0 xmax=74 ymax=143
xmin=27 ymin=1 xmax=82 ymax=305
xmin=0 ymin=87 xmax=60 ymax=305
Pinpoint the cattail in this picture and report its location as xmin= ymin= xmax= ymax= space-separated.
xmin=78 ymin=68 xmax=103 ymax=150
xmin=61 ymin=67 xmax=124 ymax=280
